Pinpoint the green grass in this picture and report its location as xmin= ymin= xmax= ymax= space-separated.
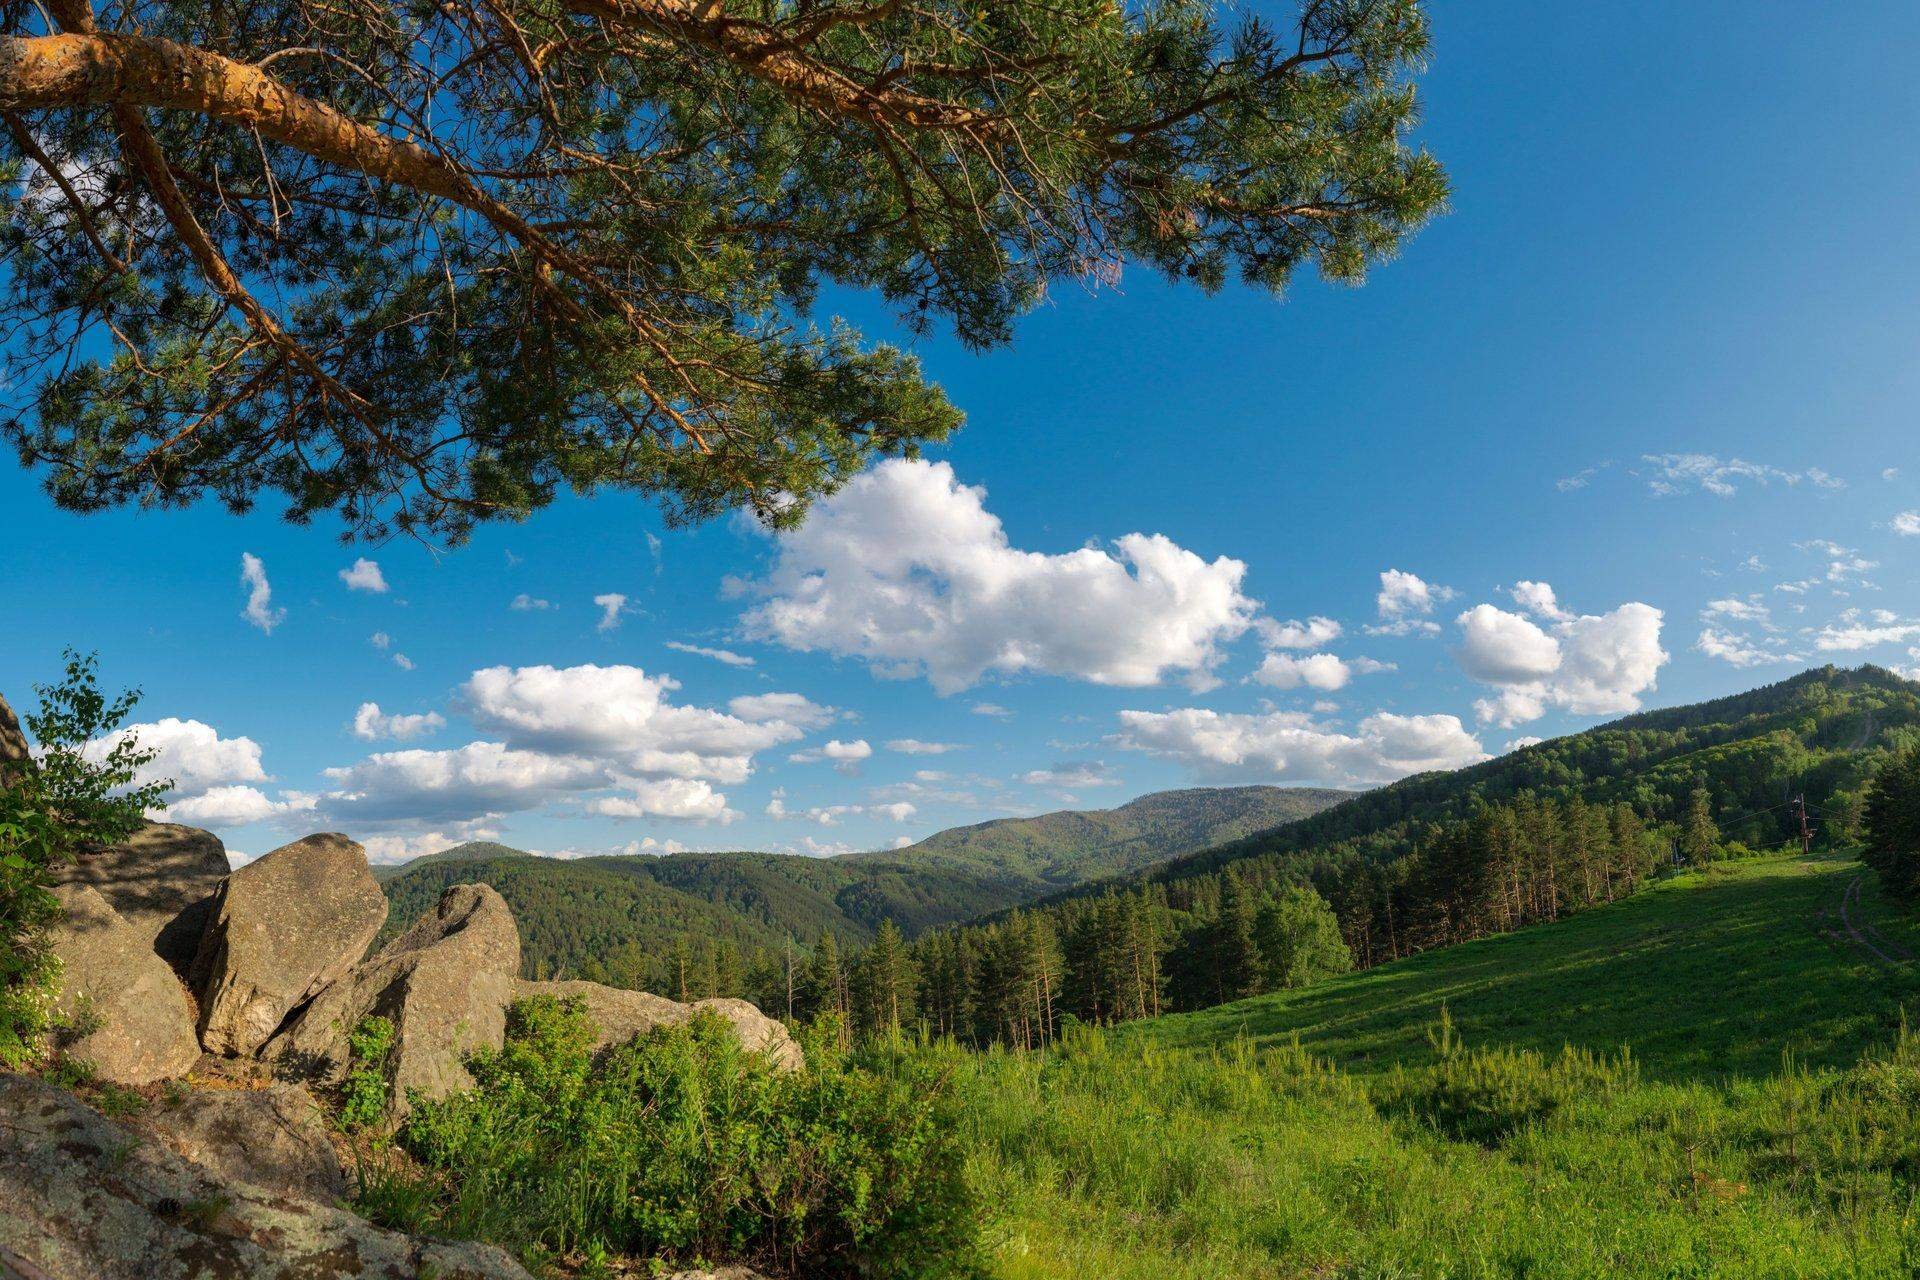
xmin=1132 ymin=854 xmax=1920 ymax=1081
xmin=944 ymin=855 xmax=1920 ymax=1279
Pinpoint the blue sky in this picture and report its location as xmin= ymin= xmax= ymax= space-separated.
xmin=5 ymin=1 xmax=1920 ymax=861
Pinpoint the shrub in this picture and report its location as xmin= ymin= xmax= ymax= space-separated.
xmin=393 ymin=996 xmax=983 ymax=1279
xmin=0 ymin=652 xmax=165 ymax=1067
xmin=1374 ymin=1008 xmax=1640 ymax=1145
xmin=339 ymin=1016 xmax=397 ymax=1130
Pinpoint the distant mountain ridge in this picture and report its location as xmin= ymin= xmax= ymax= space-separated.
xmin=372 ymin=840 xmax=534 ymax=882
xmin=865 ymin=786 xmax=1352 ymax=888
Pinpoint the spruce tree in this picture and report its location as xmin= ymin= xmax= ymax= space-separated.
xmin=1681 ymin=786 xmax=1720 ymax=867
xmin=1207 ymin=871 xmax=1262 ymax=1004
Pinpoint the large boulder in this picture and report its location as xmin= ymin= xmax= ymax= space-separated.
xmin=190 ymin=834 xmax=387 ymax=1056
xmin=134 ymin=1084 xmax=345 ymax=1202
xmin=0 ymin=1073 xmax=534 ymax=1280
xmin=44 ymin=885 xmax=201 ymax=1085
xmin=269 ymin=884 xmax=520 ymax=1115
xmin=515 ymin=979 xmax=803 ymax=1071
xmin=52 ymin=823 xmax=231 ymax=973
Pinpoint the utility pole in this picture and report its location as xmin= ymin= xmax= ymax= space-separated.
xmin=1791 ymin=794 xmax=1813 ymax=856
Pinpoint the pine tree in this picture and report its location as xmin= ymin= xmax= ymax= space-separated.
xmin=803 ymin=929 xmax=846 ymax=1023
xmin=0 ymin=1 xmax=1444 ymax=543
xmin=1681 ymin=785 xmax=1720 ymax=867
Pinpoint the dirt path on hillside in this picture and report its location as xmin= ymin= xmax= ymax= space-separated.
xmin=1831 ymin=872 xmax=1913 ymax=967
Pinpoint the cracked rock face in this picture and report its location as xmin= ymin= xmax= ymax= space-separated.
xmin=134 ymin=1083 xmax=346 ymax=1203
xmin=190 ymin=834 xmax=388 ymax=1057
xmin=268 ymin=883 xmax=520 ymax=1118
xmin=0 ymin=1073 xmax=534 ymax=1280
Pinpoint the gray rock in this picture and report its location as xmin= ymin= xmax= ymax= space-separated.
xmin=135 ymin=1084 xmax=345 ymax=1202
xmin=0 ymin=1073 xmax=534 ymax=1280
xmin=51 ymin=823 xmax=230 ymax=974
xmin=0 ymin=689 xmax=26 ymax=764
xmin=269 ymin=884 xmax=520 ymax=1116
xmin=190 ymin=834 xmax=387 ymax=1057
xmin=45 ymin=885 xmax=201 ymax=1085
xmin=514 ymin=979 xmax=803 ymax=1071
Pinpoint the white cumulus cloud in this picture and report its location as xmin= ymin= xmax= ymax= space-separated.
xmin=1258 ymin=616 xmax=1342 ymax=650
xmin=351 ymin=702 xmax=446 ymax=742
xmin=1114 ymin=707 xmax=1486 ymax=787
xmin=593 ymin=593 xmax=629 ymax=632
xmin=789 ymin=738 xmax=873 ymax=767
xmin=588 ymin=778 xmax=738 ymax=823
xmin=462 ymin=663 xmax=808 ymax=783
xmin=339 ymin=558 xmax=388 ymax=593
xmin=1453 ymin=585 xmax=1668 ymax=727
xmin=738 ymin=459 xmax=1257 ymax=693
xmin=1250 ymin=652 xmax=1393 ymax=691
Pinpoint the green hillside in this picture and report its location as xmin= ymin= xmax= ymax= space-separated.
xmin=1151 ymin=664 xmax=1910 ymax=891
xmin=1133 ymin=852 xmax=1920 ymax=1079
xmin=909 ymin=665 xmax=1920 ymax=1045
xmin=866 ymin=785 xmax=1349 ymax=888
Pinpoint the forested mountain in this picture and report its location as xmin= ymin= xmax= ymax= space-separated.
xmin=850 ymin=666 xmax=1920 ymax=1047
xmin=380 ymin=848 xmax=1029 ymax=994
xmin=860 ymin=786 xmax=1349 ymax=889
xmin=380 ymin=786 xmax=1343 ymax=994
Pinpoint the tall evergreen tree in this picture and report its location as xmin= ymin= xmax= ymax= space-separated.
xmin=1681 ymin=786 xmax=1720 ymax=867
xmin=854 ymin=919 xmax=917 ymax=1037
xmin=803 ymin=929 xmax=847 ymax=1023
xmin=1864 ymin=746 xmax=1920 ymax=900
xmin=1206 ymin=870 xmax=1262 ymax=1004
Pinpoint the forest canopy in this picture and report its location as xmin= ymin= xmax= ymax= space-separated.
xmin=0 ymin=0 xmax=1444 ymax=540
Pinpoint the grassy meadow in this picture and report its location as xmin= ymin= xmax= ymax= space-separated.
xmin=1133 ymin=853 xmax=1920 ymax=1079
xmin=942 ymin=855 xmax=1920 ymax=1279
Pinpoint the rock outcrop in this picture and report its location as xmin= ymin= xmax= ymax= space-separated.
xmin=52 ymin=823 xmax=231 ymax=973
xmin=269 ymin=884 xmax=520 ymax=1114
xmin=516 ymin=979 xmax=803 ymax=1071
xmin=0 ymin=690 xmax=26 ymax=764
xmin=0 ymin=1073 xmax=533 ymax=1280
xmin=44 ymin=885 xmax=201 ymax=1085
xmin=191 ymin=834 xmax=387 ymax=1056
xmin=135 ymin=1084 xmax=345 ymax=1202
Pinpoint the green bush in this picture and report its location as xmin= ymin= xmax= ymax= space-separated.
xmin=339 ymin=1016 xmax=396 ymax=1130
xmin=391 ymin=996 xmax=982 ymax=1279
